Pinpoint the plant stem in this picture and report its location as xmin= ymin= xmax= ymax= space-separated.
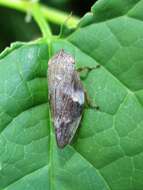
xmin=32 ymin=2 xmax=52 ymax=40
xmin=0 ymin=0 xmax=80 ymax=28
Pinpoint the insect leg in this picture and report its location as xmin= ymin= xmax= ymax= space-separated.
xmin=77 ymin=64 xmax=100 ymax=79
xmin=77 ymin=64 xmax=100 ymax=73
xmin=84 ymin=90 xmax=99 ymax=110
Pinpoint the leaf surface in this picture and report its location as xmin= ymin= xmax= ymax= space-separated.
xmin=1 ymin=0 xmax=143 ymax=189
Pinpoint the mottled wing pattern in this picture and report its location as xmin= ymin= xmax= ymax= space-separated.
xmin=48 ymin=50 xmax=85 ymax=148
xmin=54 ymin=72 xmax=84 ymax=148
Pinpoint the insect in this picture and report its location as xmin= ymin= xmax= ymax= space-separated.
xmin=48 ymin=49 xmax=98 ymax=148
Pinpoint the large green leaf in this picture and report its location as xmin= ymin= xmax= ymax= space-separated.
xmin=1 ymin=0 xmax=143 ymax=189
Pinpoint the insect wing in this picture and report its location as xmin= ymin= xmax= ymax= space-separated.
xmin=48 ymin=50 xmax=84 ymax=148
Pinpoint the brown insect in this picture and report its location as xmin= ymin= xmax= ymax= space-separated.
xmin=48 ymin=49 xmax=98 ymax=148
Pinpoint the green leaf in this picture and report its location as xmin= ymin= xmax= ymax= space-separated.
xmin=1 ymin=0 xmax=143 ymax=189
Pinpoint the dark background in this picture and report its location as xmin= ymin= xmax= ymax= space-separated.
xmin=0 ymin=0 xmax=97 ymax=52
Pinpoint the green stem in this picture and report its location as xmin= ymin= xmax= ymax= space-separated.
xmin=32 ymin=2 xmax=52 ymax=40
xmin=0 ymin=0 xmax=80 ymax=28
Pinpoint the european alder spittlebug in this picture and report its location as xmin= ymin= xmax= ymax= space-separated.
xmin=48 ymin=49 xmax=99 ymax=148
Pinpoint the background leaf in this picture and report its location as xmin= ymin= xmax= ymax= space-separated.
xmin=1 ymin=0 xmax=143 ymax=189
xmin=0 ymin=0 xmax=98 ymax=52
xmin=0 ymin=8 xmax=41 ymax=52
